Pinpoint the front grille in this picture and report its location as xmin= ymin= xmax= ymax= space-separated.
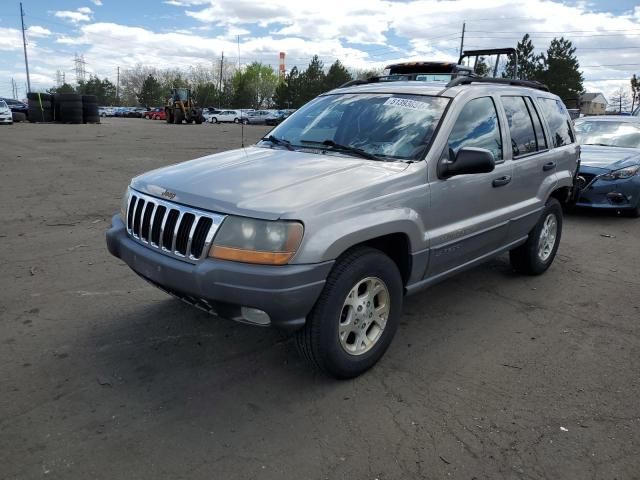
xmin=125 ymin=190 xmax=225 ymax=262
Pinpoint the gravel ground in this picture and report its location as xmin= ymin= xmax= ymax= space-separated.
xmin=1 ymin=118 xmax=639 ymax=480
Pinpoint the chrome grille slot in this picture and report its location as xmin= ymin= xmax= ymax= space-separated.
xmin=124 ymin=190 xmax=225 ymax=263
xmin=175 ymin=213 xmax=195 ymax=256
xmin=162 ymin=210 xmax=180 ymax=250
xmin=140 ymin=202 xmax=155 ymax=242
xmin=150 ymin=205 xmax=166 ymax=246
xmin=132 ymin=199 xmax=146 ymax=237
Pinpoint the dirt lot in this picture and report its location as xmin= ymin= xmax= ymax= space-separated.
xmin=1 ymin=118 xmax=639 ymax=479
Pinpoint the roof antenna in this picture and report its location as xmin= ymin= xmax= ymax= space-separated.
xmin=238 ymin=34 xmax=245 ymax=149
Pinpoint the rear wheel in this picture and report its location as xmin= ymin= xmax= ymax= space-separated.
xmin=174 ymin=110 xmax=184 ymax=124
xmin=242 ymin=118 xmax=249 ymax=125
xmin=166 ymin=111 xmax=173 ymax=124
xmin=233 ymin=117 xmax=239 ymax=123
xmin=510 ymin=198 xmax=563 ymax=275
xmin=211 ymin=117 xmax=218 ymax=124
xmin=295 ymin=247 xmax=403 ymax=379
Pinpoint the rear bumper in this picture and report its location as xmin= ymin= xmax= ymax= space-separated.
xmin=106 ymin=214 xmax=332 ymax=331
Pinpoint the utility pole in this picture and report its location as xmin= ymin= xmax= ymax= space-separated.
xmin=20 ymin=2 xmax=31 ymax=93
xmin=116 ymin=66 xmax=120 ymax=105
xmin=459 ymin=21 xmax=466 ymax=58
xmin=11 ymin=78 xmax=17 ymax=99
xmin=218 ymin=52 xmax=224 ymax=107
xmin=237 ymin=36 xmax=240 ymax=69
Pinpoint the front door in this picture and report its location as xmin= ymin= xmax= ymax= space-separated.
xmin=426 ymin=96 xmax=517 ymax=278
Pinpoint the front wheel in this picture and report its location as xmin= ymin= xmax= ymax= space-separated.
xmin=242 ymin=118 xmax=249 ymax=125
xmin=295 ymin=247 xmax=403 ymax=379
xmin=510 ymin=197 xmax=563 ymax=275
xmin=233 ymin=117 xmax=239 ymax=123
xmin=210 ymin=117 xmax=218 ymax=124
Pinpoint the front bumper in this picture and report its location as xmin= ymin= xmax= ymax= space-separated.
xmin=0 ymin=115 xmax=12 ymax=123
xmin=106 ymin=214 xmax=332 ymax=331
xmin=576 ymin=167 xmax=640 ymax=211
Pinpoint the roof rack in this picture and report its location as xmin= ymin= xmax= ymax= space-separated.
xmin=446 ymin=75 xmax=549 ymax=92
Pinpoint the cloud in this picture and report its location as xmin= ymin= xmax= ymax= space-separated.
xmin=91 ymin=0 xmax=103 ymax=5
xmin=27 ymin=26 xmax=52 ymax=38
xmin=54 ymin=7 xmax=93 ymax=23
xmin=0 ymin=27 xmax=22 ymax=51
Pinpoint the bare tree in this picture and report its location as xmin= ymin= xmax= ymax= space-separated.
xmin=609 ymin=87 xmax=631 ymax=114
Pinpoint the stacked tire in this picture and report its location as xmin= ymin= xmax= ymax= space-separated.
xmin=82 ymin=95 xmax=100 ymax=124
xmin=27 ymin=92 xmax=53 ymax=123
xmin=56 ymin=93 xmax=83 ymax=124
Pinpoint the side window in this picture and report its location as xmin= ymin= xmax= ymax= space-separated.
xmin=525 ymin=97 xmax=547 ymax=150
xmin=501 ymin=96 xmax=537 ymax=157
xmin=537 ymin=97 xmax=575 ymax=148
xmin=447 ymin=97 xmax=502 ymax=162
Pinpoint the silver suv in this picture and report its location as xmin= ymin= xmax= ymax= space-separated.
xmin=107 ymin=78 xmax=579 ymax=378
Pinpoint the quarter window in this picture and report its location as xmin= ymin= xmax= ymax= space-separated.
xmin=537 ymin=97 xmax=575 ymax=147
xmin=525 ymin=97 xmax=547 ymax=150
xmin=501 ymin=96 xmax=537 ymax=157
xmin=448 ymin=97 xmax=502 ymax=162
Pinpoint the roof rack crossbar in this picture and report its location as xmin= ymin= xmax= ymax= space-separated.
xmin=445 ymin=76 xmax=549 ymax=92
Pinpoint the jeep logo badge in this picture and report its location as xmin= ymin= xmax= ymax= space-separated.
xmin=161 ymin=189 xmax=176 ymax=200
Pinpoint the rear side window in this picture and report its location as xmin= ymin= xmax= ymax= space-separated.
xmin=448 ymin=97 xmax=503 ymax=162
xmin=537 ymin=98 xmax=575 ymax=147
xmin=501 ymin=96 xmax=538 ymax=157
xmin=525 ymin=97 xmax=547 ymax=150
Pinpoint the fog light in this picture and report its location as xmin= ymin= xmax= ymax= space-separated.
xmin=240 ymin=307 xmax=271 ymax=325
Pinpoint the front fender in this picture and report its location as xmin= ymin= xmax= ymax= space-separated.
xmin=296 ymin=208 xmax=426 ymax=263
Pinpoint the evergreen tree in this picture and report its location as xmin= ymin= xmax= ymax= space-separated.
xmin=48 ymin=83 xmax=75 ymax=94
xmin=300 ymin=55 xmax=326 ymax=104
xmin=273 ymin=66 xmax=303 ymax=108
xmin=324 ymin=60 xmax=352 ymax=90
xmin=138 ymin=74 xmax=164 ymax=107
xmin=537 ymin=37 xmax=584 ymax=106
xmin=631 ymin=74 xmax=640 ymax=114
xmin=77 ymin=76 xmax=117 ymax=105
xmin=503 ymin=34 xmax=541 ymax=80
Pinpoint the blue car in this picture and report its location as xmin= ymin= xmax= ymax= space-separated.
xmin=574 ymin=116 xmax=640 ymax=217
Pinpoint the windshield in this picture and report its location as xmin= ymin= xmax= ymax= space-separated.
xmin=575 ymin=120 xmax=640 ymax=149
xmin=265 ymin=93 xmax=449 ymax=161
xmin=0 ymin=100 xmax=7 ymax=109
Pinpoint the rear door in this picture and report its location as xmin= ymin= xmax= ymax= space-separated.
xmin=426 ymin=95 xmax=517 ymax=278
xmin=499 ymin=95 xmax=559 ymax=240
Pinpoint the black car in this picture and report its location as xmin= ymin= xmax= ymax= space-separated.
xmin=1 ymin=98 xmax=28 ymax=120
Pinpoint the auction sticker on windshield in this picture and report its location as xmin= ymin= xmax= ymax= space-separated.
xmin=383 ymin=97 xmax=432 ymax=110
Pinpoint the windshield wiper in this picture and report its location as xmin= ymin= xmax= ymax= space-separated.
xmin=300 ymin=139 xmax=382 ymax=161
xmin=261 ymin=135 xmax=293 ymax=150
xmin=583 ymin=143 xmax=616 ymax=147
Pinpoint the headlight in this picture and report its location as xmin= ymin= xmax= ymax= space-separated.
xmin=600 ymin=165 xmax=640 ymax=181
xmin=120 ymin=187 xmax=131 ymax=220
xmin=209 ymin=217 xmax=304 ymax=265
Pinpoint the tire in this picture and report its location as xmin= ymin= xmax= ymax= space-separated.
xmin=166 ymin=112 xmax=173 ymax=124
xmin=242 ymin=118 xmax=249 ymax=125
xmin=195 ymin=117 xmax=202 ymax=124
xmin=295 ymin=247 xmax=403 ymax=379
xmin=211 ymin=117 xmax=218 ymax=124
xmin=174 ymin=110 xmax=184 ymax=124
xmin=510 ymin=198 xmax=563 ymax=275
xmin=233 ymin=117 xmax=239 ymax=123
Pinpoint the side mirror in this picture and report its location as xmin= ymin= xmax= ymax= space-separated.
xmin=440 ymin=147 xmax=496 ymax=178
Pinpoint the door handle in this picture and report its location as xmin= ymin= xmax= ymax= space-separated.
xmin=543 ymin=161 xmax=556 ymax=171
xmin=492 ymin=175 xmax=512 ymax=187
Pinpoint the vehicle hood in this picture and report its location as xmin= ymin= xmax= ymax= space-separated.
xmin=131 ymin=146 xmax=409 ymax=219
xmin=0 ymin=106 xmax=10 ymax=114
xmin=580 ymin=144 xmax=640 ymax=171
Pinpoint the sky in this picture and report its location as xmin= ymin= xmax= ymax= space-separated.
xmin=1 ymin=0 xmax=639 ymax=103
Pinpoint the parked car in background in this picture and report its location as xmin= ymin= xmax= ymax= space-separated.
xmin=1 ymin=97 xmax=28 ymax=121
xmin=99 ymin=106 xmax=115 ymax=117
xmin=143 ymin=107 xmax=163 ymax=119
xmin=265 ymin=110 xmax=290 ymax=126
xmin=202 ymin=108 xmax=222 ymax=122
xmin=113 ymin=107 xmax=129 ymax=117
xmin=107 ymin=77 xmax=578 ymax=378
xmin=0 ymin=99 xmax=13 ymax=124
xmin=151 ymin=109 xmax=166 ymax=121
xmin=573 ymin=116 xmax=640 ymax=217
xmin=127 ymin=107 xmax=147 ymax=118
xmin=245 ymin=110 xmax=272 ymax=125
xmin=209 ymin=109 xmax=243 ymax=123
